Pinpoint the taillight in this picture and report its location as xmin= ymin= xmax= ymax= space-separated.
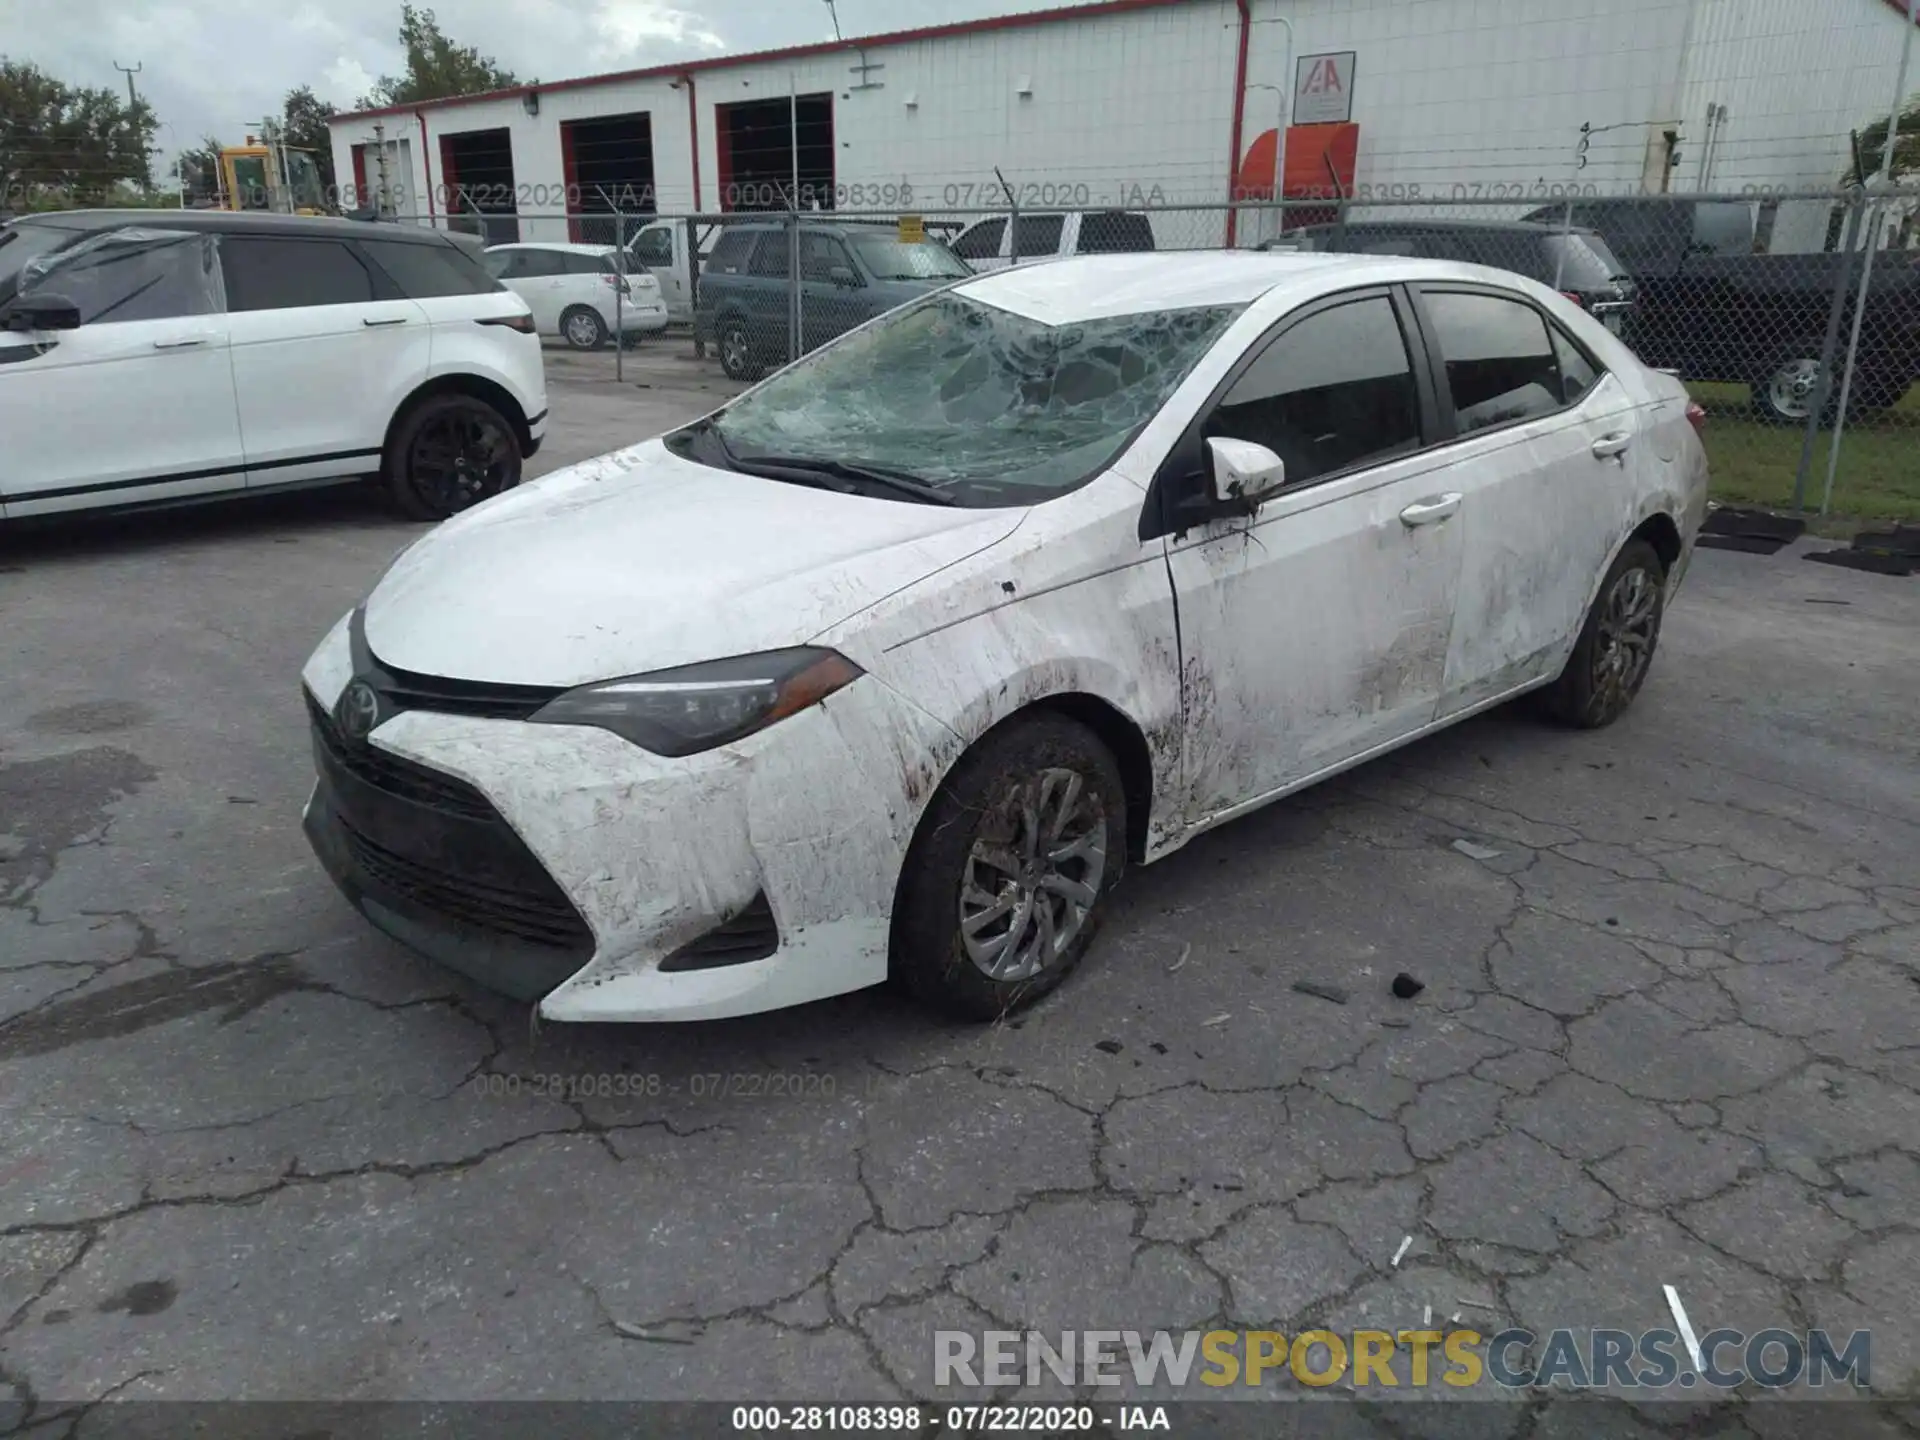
xmin=1685 ymin=400 xmax=1706 ymax=434
xmin=478 ymin=312 xmax=537 ymax=334
xmin=1560 ymin=290 xmax=1586 ymax=308
xmin=601 ymin=273 xmax=632 ymax=295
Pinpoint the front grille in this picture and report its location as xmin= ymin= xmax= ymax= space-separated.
xmin=659 ymin=892 xmax=780 ymax=972
xmin=307 ymin=694 xmax=495 ymax=820
xmin=368 ymin=658 xmax=561 ymax=721
xmin=337 ymin=812 xmax=593 ymax=951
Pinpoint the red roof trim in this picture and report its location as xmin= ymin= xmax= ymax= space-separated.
xmin=332 ymin=0 xmax=1193 ymax=124
xmin=1884 ymin=0 xmax=1920 ymax=22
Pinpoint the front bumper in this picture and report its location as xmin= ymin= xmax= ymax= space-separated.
xmin=299 ymin=615 xmax=958 ymax=1021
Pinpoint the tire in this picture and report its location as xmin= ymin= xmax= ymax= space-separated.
xmin=561 ymin=306 xmax=607 ymax=351
xmin=890 ymin=713 xmax=1128 ymax=1021
xmin=1541 ymin=538 xmax=1666 ymax=729
xmin=717 ymin=317 xmax=762 ymax=381
xmin=1751 ymin=344 xmax=1829 ymax=426
xmin=385 ymin=393 xmax=523 ymax=522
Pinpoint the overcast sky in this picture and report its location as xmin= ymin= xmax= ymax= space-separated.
xmin=4 ymin=0 xmax=1098 ymax=173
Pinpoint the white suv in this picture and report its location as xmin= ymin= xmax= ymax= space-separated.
xmin=0 ymin=210 xmax=549 ymax=523
xmin=483 ymin=241 xmax=668 ymax=350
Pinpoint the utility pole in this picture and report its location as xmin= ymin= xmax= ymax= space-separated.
xmin=114 ymin=61 xmax=142 ymax=107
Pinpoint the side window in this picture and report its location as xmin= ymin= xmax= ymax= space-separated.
xmin=513 ymin=250 xmax=567 ymax=278
xmin=1550 ymin=326 xmax=1601 ymax=405
xmin=704 ymin=230 xmax=754 ymax=275
xmin=1076 ymin=212 xmax=1154 ymax=254
xmin=483 ymin=250 xmax=519 ymax=280
xmin=1011 ymin=214 xmax=1065 ymax=258
xmin=565 ymin=253 xmax=607 ymax=275
xmin=950 ymin=218 xmax=1006 ymax=260
xmin=800 ymin=233 xmax=854 ymax=281
xmin=219 ymin=237 xmax=375 ymax=311
xmin=1204 ymin=295 xmax=1422 ymax=486
xmin=630 ymin=228 xmax=674 ymax=267
xmin=748 ymin=231 xmax=790 ymax=279
xmin=1424 ymin=291 xmax=1564 ymax=433
xmin=360 ymin=239 xmax=500 ymax=296
xmin=20 ymin=230 xmax=220 ymax=325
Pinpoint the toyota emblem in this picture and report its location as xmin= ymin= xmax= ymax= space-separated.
xmin=337 ymin=680 xmax=382 ymax=742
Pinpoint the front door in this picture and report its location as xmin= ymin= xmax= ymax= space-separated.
xmin=629 ymin=223 xmax=689 ymax=322
xmin=218 ymin=234 xmax=431 ymax=484
xmin=1410 ymin=287 xmax=1641 ymax=717
xmin=0 ymin=229 xmax=244 ymax=517
xmin=1163 ymin=290 xmax=1466 ymax=824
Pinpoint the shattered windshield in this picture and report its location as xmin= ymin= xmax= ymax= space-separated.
xmin=699 ymin=292 xmax=1244 ymax=506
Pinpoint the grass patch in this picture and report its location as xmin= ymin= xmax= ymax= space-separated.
xmin=1691 ymin=381 xmax=1920 ymax=524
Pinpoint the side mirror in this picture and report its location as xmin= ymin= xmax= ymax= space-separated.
xmin=2 ymin=292 xmax=82 ymax=333
xmin=828 ymin=265 xmax=860 ymax=288
xmin=1206 ymin=436 xmax=1286 ymax=509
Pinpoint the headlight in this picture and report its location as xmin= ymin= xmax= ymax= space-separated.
xmin=529 ymin=647 xmax=863 ymax=757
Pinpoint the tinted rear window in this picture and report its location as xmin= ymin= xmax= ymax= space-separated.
xmin=360 ymin=238 xmax=501 ymax=297
xmin=704 ymin=229 xmax=755 ymax=275
xmin=1076 ymin=212 xmax=1155 ymax=254
xmin=1541 ymin=232 xmax=1625 ymax=288
xmin=221 ymin=237 xmax=376 ymax=310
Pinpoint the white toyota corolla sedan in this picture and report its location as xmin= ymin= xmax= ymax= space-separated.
xmin=301 ymin=250 xmax=1708 ymax=1023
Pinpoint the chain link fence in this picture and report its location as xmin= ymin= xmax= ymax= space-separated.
xmin=399 ymin=186 xmax=1920 ymax=521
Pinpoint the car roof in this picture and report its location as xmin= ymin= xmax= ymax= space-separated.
xmin=1293 ymin=217 xmax=1603 ymax=238
xmin=486 ymin=241 xmax=613 ymax=255
xmin=954 ymin=251 xmax=1410 ymax=322
xmin=3 ymin=209 xmax=460 ymax=245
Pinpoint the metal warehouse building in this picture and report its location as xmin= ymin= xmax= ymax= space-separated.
xmin=329 ymin=0 xmax=1919 ymax=249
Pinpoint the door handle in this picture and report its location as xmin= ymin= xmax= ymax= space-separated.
xmin=362 ymin=316 xmax=410 ymax=327
xmin=1399 ymin=493 xmax=1462 ymax=527
xmin=1591 ymin=431 xmax=1633 ymax=458
xmin=151 ymin=335 xmax=212 ymax=349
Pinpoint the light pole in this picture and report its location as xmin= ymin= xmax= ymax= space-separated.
xmin=1247 ymin=83 xmax=1286 ymax=243
xmin=1820 ymin=0 xmax=1918 ymax=514
xmin=824 ymin=0 xmax=843 ymax=42
xmin=1250 ymin=11 xmax=1294 ymax=242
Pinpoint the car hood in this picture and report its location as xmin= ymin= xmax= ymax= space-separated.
xmin=362 ymin=438 xmax=1023 ymax=687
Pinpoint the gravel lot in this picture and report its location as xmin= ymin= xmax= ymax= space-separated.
xmin=3 ymin=344 xmax=1918 ymax=1422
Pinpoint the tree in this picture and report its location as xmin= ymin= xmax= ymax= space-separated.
xmin=1853 ymin=95 xmax=1920 ymax=183
xmin=172 ymin=134 xmax=228 ymax=206
xmin=355 ymin=4 xmax=520 ymax=110
xmin=1 ymin=57 xmax=157 ymax=204
xmin=281 ymin=85 xmax=336 ymax=191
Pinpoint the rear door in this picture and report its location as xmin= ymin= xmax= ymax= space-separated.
xmin=743 ymin=229 xmax=793 ymax=362
xmin=220 ymin=234 xmax=430 ymax=484
xmin=949 ymin=216 xmax=1008 ymax=273
xmin=1009 ymin=213 xmax=1066 ymax=266
xmin=1409 ymin=285 xmax=1640 ymax=717
xmin=0 ymin=228 xmax=244 ymax=517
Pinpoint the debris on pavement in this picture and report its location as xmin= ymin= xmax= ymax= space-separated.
xmin=1292 ymin=980 xmax=1350 ymax=1005
xmin=1168 ymin=942 xmax=1192 ymax=974
xmin=1451 ymin=839 xmax=1505 ymax=861
xmin=612 ymin=1320 xmax=698 ymax=1345
xmin=1201 ymin=1013 xmax=1232 ymax=1028
xmin=1663 ymin=1284 xmax=1706 ymax=1372
xmin=1391 ymin=972 xmax=1426 ymax=1000
xmin=1094 ymin=1039 xmax=1124 ymax=1055
xmin=1391 ymin=1235 xmax=1413 ymax=1267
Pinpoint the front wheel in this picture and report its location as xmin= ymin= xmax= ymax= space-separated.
xmin=385 ymin=394 xmax=522 ymax=521
xmin=891 ymin=714 xmax=1127 ymax=1021
xmin=1541 ymin=538 xmax=1666 ymax=729
xmin=1752 ymin=348 xmax=1827 ymax=426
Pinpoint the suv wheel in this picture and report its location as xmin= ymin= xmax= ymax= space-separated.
xmin=1753 ymin=345 xmax=1828 ymax=425
xmin=386 ymin=393 xmax=522 ymax=521
xmin=561 ymin=306 xmax=607 ymax=351
xmin=718 ymin=318 xmax=762 ymax=381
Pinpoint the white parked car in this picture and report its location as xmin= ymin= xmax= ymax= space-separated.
xmin=483 ymin=241 xmax=668 ymax=350
xmin=1 ymin=210 xmax=548 ymax=522
xmin=949 ymin=209 xmax=1156 ymax=272
xmin=301 ymin=251 xmax=1707 ymax=1024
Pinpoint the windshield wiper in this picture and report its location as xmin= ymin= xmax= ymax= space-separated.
xmin=731 ymin=453 xmax=959 ymax=506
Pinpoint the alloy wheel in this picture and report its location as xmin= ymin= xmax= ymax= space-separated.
xmin=408 ymin=409 xmax=513 ymax=515
xmin=958 ymin=768 xmax=1108 ymax=983
xmin=1766 ymin=358 xmax=1822 ymax=421
xmin=1591 ymin=566 xmax=1658 ymax=716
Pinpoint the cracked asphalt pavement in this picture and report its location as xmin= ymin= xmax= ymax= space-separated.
xmin=3 ymin=349 xmax=1918 ymax=1428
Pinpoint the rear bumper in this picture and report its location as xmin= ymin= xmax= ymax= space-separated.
xmin=616 ymin=305 xmax=670 ymax=334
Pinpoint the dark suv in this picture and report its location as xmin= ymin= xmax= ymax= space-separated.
xmin=694 ymin=217 xmax=973 ymax=380
xmin=1267 ymin=218 xmax=1638 ymax=334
